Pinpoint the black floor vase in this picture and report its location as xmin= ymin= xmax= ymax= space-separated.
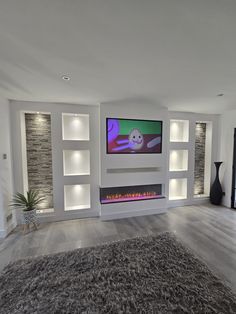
xmin=210 ymin=162 xmax=223 ymax=205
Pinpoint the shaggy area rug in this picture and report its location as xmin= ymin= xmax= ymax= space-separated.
xmin=0 ymin=233 xmax=236 ymax=314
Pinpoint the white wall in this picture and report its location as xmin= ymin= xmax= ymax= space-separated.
xmin=219 ymin=110 xmax=236 ymax=207
xmin=0 ymin=97 xmax=15 ymax=237
xmin=100 ymin=101 xmax=168 ymax=220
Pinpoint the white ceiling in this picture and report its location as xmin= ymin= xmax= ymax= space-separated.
xmin=1 ymin=0 xmax=236 ymax=113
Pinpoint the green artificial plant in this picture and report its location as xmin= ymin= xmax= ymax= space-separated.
xmin=10 ymin=190 xmax=45 ymax=212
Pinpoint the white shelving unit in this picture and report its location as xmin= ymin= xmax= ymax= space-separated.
xmin=62 ymin=113 xmax=91 ymax=212
xmin=63 ymin=150 xmax=90 ymax=176
xmin=169 ymin=118 xmax=189 ymax=202
xmin=169 ymin=150 xmax=188 ymax=172
xmin=169 ymin=178 xmax=187 ymax=200
xmin=168 ymin=114 xmax=216 ymax=205
xmin=64 ymin=184 xmax=91 ymax=211
xmin=62 ymin=113 xmax=89 ymax=141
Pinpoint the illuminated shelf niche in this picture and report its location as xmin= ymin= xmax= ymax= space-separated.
xmin=63 ymin=150 xmax=90 ymax=176
xmin=64 ymin=184 xmax=90 ymax=211
xmin=62 ymin=113 xmax=89 ymax=141
xmin=169 ymin=150 xmax=188 ymax=171
xmin=170 ymin=120 xmax=189 ymax=142
xmin=169 ymin=178 xmax=187 ymax=200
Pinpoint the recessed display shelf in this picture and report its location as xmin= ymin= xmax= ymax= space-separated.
xmin=170 ymin=120 xmax=189 ymax=142
xmin=63 ymin=150 xmax=90 ymax=176
xmin=64 ymin=184 xmax=90 ymax=211
xmin=169 ymin=178 xmax=187 ymax=200
xmin=62 ymin=113 xmax=89 ymax=141
xmin=169 ymin=150 xmax=188 ymax=171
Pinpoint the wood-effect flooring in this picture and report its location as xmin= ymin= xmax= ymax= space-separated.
xmin=1 ymin=204 xmax=236 ymax=293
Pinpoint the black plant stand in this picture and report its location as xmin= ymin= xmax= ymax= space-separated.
xmin=210 ymin=162 xmax=223 ymax=205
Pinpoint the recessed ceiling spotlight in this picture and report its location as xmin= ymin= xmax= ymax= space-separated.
xmin=217 ymin=93 xmax=224 ymax=97
xmin=62 ymin=75 xmax=71 ymax=81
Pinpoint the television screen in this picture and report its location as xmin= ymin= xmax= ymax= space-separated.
xmin=106 ymin=118 xmax=162 ymax=154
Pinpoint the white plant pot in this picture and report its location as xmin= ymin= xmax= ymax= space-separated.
xmin=22 ymin=208 xmax=37 ymax=225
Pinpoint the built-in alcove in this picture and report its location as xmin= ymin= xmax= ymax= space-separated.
xmin=24 ymin=113 xmax=53 ymax=211
xmin=62 ymin=113 xmax=89 ymax=141
xmin=169 ymin=178 xmax=187 ymax=200
xmin=64 ymin=184 xmax=91 ymax=211
xmin=100 ymin=184 xmax=164 ymax=204
xmin=169 ymin=150 xmax=188 ymax=171
xmin=170 ymin=120 xmax=189 ymax=142
xmin=63 ymin=150 xmax=90 ymax=176
xmin=194 ymin=121 xmax=212 ymax=198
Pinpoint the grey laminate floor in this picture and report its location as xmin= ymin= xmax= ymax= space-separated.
xmin=1 ymin=204 xmax=236 ymax=292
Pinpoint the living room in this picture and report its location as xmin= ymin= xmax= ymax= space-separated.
xmin=1 ymin=0 xmax=236 ymax=313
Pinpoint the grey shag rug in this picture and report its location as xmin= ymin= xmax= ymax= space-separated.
xmin=1 ymin=232 xmax=236 ymax=314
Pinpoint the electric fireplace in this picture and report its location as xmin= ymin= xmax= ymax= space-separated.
xmin=100 ymin=184 xmax=164 ymax=204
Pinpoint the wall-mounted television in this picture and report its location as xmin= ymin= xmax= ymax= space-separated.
xmin=106 ymin=118 xmax=162 ymax=154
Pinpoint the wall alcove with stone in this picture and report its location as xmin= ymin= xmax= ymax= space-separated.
xmin=25 ymin=113 xmax=53 ymax=210
xmin=194 ymin=122 xmax=206 ymax=195
xmin=194 ymin=121 xmax=212 ymax=198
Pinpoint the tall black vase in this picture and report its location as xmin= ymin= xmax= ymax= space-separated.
xmin=210 ymin=162 xmax=223 ymax=205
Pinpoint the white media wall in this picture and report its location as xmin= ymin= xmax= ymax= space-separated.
xmin=100 ymin=102 xmax=168 ymax=220
xmin=10 ymin=101 xmax=100 ymax=223
xmin=8 ymin=99 xmax=221 ymax=227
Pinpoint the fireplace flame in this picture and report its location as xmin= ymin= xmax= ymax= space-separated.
xmin=105 ymin=191 xmax=157 ymax=200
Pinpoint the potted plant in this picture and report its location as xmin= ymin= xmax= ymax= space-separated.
xmin=10 ymin=190 xmax=45 ymax=233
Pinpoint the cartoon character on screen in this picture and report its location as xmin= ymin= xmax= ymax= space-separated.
xmin=107 ymin=119 xmax=120 ymax=144
xmin=128 ymin=128 xmax=144 ymax=150
xmin=112 ymin=128 xmax=144 ymax=152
